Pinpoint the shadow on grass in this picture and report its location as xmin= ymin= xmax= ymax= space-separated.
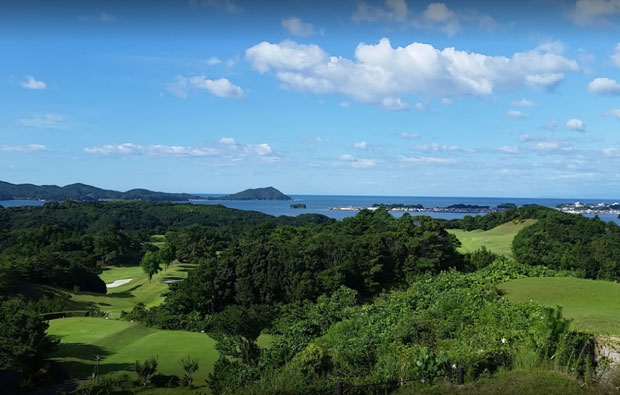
xmin=55 ymin=343 xmax=112 ymax=360
xmin=108 ymin=284 xmax=142 ymax=298
xmin=59 ymin=360 xmax=134 ymax=379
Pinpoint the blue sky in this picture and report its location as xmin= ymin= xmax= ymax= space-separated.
xmin=1 ymin=0 xmax=620 ymax=197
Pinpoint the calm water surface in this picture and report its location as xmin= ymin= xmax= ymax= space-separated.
xmin=2 ymin=195 xmax=620 ymax=224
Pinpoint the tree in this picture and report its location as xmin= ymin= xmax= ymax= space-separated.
xmin=0 ymin=298 xmax=58 ymax=379
xmin=141 ymin=251 xmax=162 ymax=282
xmin=134 ymin=357 xmax=158 ymax=386
xmin=179 ymin=355 xmax=199 ymax=387
xmin=159 ymin=242 xmax=175 ymax=270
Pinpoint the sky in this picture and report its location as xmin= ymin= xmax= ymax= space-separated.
xmin=1 ymin=0 xmax=620 ymax=197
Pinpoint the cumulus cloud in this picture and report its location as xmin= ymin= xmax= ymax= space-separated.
xmin=381 ymin=97 xmax=408 ymax=110
xmin=340 ymin=154 xmax=355 ymax=161
xmin=245 ymin=143 xmax=273 ymax=156
xmin=607 ymin=108 xmax=620 ymax=119
xmin=511 ymin=99 xmax=536 ymax=107
xmin=19 ymin=113 xmax=65 ymax=128
xmin=401 ymin=132 xmax=419 ymax=139
xmin=353 ymin=0 xmax=409 ymax=22
xmin=84 ymin=143 xmax=219 ymax=157
xmin=497 ymin=145 xmax=519 ymax=154
xmin=0 ymin=144 xmax=48 ymax=152
xmin=168 ymin=75 xmax=246 ymax=99
xmin=282 ymin=17 xmax=316 ymax=37
xmin=588 ymin=77 xmax=620 ymax=95
xmin=219 ymin=137 xmax=236 ymax=145
xmin=354 ymin=141 xmax=368 ymax=150
xmin=571 ymin=0 xmax=620 ymax=25
xmin=398 ymin=155 xmax=457 ymax=165
xmin=245 ymin=38 xmax=579 ymax=107
xmin=566 ymin=118 xmax=586 ymax=132
xmin=416 ymin=2 xmax=461 ymax=35
xmin=207 ymin=57 xmax=222 ymax=65
xmin=506 ymin=109 xmax=527 ymax=119
xmin=20 ymin=76 xmax=46 ymax=90
xmin=351 ymin=158 xmax=377 ymax=168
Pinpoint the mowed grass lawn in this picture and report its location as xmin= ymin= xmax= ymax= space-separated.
xmin=447 ymin=219 xmax=537 ymax=256
xmin=48 ymin=317 xmax=218 ymax=385
xmin=64 ymin=263 xmax=196 ymax=318
xmin=500 ymin=277 xmax=620 ymax=335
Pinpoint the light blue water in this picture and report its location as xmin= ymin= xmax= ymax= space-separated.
xmin=2 ymin=196 xmax=620 ymax=224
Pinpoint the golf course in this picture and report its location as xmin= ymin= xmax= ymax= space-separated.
xmin=500 ymin=276 xmax=620 ymax=336
xmin=447 ymin=219 xmax=537 ymax=256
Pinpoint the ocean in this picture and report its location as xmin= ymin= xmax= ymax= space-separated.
xmin=3 ymin=195 xmax=618 ymax=224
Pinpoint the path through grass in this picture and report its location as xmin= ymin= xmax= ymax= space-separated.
xmin=447 ymin=219 xmax=537 ymax=256
xmin=500 ymin=276 xmax=620 ymax=335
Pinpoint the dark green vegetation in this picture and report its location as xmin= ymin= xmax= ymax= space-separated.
xmin=2 ymin=200 xmax=620 ymax=393
xmin=290 ymin=203 xmax=306 ymax=209
xmin=210 ymin=186 xmax=292 ymax=200
xmin=0 ymin=180 xmax=201 ymax=201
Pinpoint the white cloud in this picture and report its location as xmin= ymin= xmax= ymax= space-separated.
xmin=207 ymin=57 xmax=222 ymax=65
xmin=399 ymin=155 xmax=457 ymax=165
xmin=566 ymin=118 xmax=586 ymax=132
xmin=381 ymin=97 xmax=408 ymax=110
xmin=603 ymin=147 xmax=620 ymax=156
xmin=506 ymin=109 xmax=527 ymax=119
xmin=20 ymin=76 xmax=46 ymax=90
xmin=0 ymin=144 xmax=48 ymax=152
xmin=219 ymin=137 xmax=236 ymax=145
xmin=497 ymin=145 xmax=519 ymax=154
xmin=607 ymin=108 xmax=620 ymax=119
xmin=193 ymin=0 xmax=242 ymax=13
xmin=351 ymin=158 xmax=377 ymax=168
xmin=340 ymin=154 xmax=355 ymax=161
xmin=282 ymin=17 xmax=316 ymax=37
xmin=418 ymin=2 xmax=461 ymax=35
xmin=168 ymin=75 xmax=246 ymax=99
xmin=612 ymin=43 xmax=620 ymax=66
xmin=353 ymin=0 xmax=409 ymax=22
xmin=354 ymin=141 xmax=368 ymax=150
xmin=401 ymin=132 xmax=419 ymax=139
xmin=511 ymin=99 xmax=536 ymax=107
xmin=339 ymin=101 xmax=350 ymax=108
xmin=588 ymin=77 xmax=620 ymax=95
xmin=245 ymin=143 xmax=273 ymax=156
xmin=19 ymin=113 xmax=65 ymax=128
xmin=245 ymin=38 xmax=579 ymax=107
xmin=571 ymin=0 xmax=620 ymax=25
xmin=413 ymin=142 xmax=460 ymax=152
xmin=84 ymin=143 xmax=218 ymax=157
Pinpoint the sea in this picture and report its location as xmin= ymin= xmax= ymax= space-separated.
xmin=3 ymin=195 xmax=619 ymax=224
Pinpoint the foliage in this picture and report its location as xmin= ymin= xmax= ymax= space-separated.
xmin=179 ymin=355 xmax=199 ymax=387
xmin=140 ymin=251 xmax=161 ymax=282
xmin=0 ymin=298 xmax=58 ymax=381
xmin=134 ymin=357 xmax=158 ymax=386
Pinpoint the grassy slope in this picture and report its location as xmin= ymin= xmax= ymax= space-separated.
xmin=48 ymin=317 xmax=218 ymax=384
xmin=447 ymin=219 xmax=537 ymax=256
xmin=500 ymin=277 xmax=620 ymax=335
xmin=64 ymin=263 xmax=196 ymax=318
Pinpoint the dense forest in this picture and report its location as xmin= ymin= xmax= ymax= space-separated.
xmin=1 ymin=201 xmax=619 ymax=392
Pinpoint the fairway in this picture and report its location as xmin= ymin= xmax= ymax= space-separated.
xmin=500 ymin=277 xmax=620 ymax=335
xmin=61 ymin=263 xmax=196 ymax=318
xmin=447 ymin=219 xmax=537 ymax=256
xmin=48 ymin=317 xmax=219 ymax=384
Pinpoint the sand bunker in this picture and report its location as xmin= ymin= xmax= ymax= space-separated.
xmin=106 ymin=278 xmax=132 ymax=288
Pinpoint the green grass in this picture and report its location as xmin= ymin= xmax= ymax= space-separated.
xmin=447 ymin=219 xmax=537 ymax=256
xmin=500 ymin=277 xmax=620 ymax=335
xmin=48 ymin=317 xmax=219 ymax=385
xmin=63 ymin=263 xmax=196 ymax=318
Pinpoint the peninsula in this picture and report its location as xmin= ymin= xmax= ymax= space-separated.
xmin=209 ymin=187 xmax=292 ymax=201
xmin=0 ymin=180 xmax=200 ymax=202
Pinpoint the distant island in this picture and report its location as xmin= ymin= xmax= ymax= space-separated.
xmin=557 ymin=201 xmax=620 ymax=215
xmin=209 ymin=187 xmax=292 ymax=201
xmin=332 ymin=202 xmax=518 ymax=214
xmin=290 ymin=203 xmax=306 ymax=209
xmin=0 ymin=180 xmax=201 ymax=202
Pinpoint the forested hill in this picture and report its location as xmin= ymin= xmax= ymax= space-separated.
xmin=213 ymin=186 xmax=292 ymax=200
xmin=0 ymin=180 xmax=201 ymax=202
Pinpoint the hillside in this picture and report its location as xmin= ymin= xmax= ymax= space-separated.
xmin=215 ymin=186 xmax=292 ymax=200
xmin=0 ymin=180 xmax=201 ymax=202
xmin=447 ymin=219 xmax=537 ymax=256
